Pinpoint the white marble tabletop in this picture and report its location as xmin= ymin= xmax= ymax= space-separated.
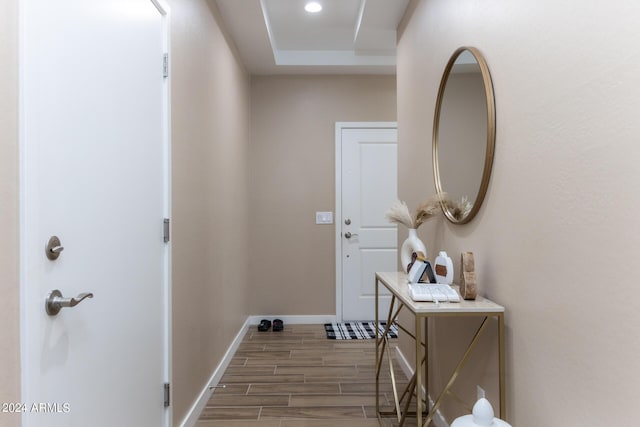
xmin=376 ymin=271 xmax=505 ymax=315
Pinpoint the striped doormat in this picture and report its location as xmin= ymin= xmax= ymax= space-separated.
xmin=324 ymin=321 xmax=398 ymax=340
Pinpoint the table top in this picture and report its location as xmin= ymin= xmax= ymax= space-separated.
xmin=376 ymin=272 xmax=505 ymax=315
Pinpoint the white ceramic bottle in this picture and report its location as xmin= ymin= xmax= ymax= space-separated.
xmin=434 ymin=251 xmax=454 ymax=284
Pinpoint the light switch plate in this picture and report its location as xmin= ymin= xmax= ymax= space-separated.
xmin=315 ymin=211 xmax=333 ymax=224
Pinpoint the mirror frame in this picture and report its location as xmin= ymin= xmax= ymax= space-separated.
xmin=432 ymin=46 xmax=496 ymax=224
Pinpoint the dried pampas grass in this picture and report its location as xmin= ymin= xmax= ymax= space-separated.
xmin=445 ymin=196 xmax=473 ymax=221
xmin=385 ymin=194 xmax=445 ymax=229
xmin=414 ymin=194 xmax=445 ymax=228
xmin=384 ymin=200 xmax=414 ymax=228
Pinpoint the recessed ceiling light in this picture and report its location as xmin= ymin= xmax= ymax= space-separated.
xmin=305 ymin=1 xmax=322 ymax=13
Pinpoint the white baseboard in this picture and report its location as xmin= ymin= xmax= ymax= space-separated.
xmin=179 ymin=316 xmax=252 ymax=427
xmin=394 ymin=347 xmax=450 ymax=427
xmin=179 ymin=315 xmax=336 ymax=427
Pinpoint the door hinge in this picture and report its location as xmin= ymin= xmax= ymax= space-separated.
xmin=163 ymin=218 xmax=170 ymax=243
xmin=163 ymin=53 xmax=169 ymax=78
xmin=164 ymin=383 xmax=171 ymax=407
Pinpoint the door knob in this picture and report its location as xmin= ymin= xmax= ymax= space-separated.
xmin=344 ymin=232 xmax=359 ymax=239
xmin=45 ymin=289 xmax=94 ymax=316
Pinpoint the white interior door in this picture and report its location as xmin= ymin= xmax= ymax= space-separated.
xmin=20 ymin=1 xmax=169 ymax=426
xmin=337 ymin=124 xmax=397 ymax=321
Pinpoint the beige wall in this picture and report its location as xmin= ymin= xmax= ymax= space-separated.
xmin=169 ymin=0 xmax=251 ymax=425
xmin=0 ymin=0 xmax=21 ymax=425
xmin=248 ymin=75 xmax=396 ymax=316
xmin=398 ymin=0 xmax=640 ymax=425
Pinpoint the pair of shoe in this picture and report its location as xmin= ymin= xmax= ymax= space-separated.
xmin=257 ymin=318 xmax=283 ymax=332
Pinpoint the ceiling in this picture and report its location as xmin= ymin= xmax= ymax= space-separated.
xmin=214 ymin=0 xmax=411 ymax=75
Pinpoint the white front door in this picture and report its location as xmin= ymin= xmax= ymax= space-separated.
xmin=20 ymin=1 xmax=169 ymax=426
xmin=337 ymin=124 xmax=398 ymax=321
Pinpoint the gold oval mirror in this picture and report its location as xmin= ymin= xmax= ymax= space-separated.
xmin=433 ymin=47 xmax=496 ymax=224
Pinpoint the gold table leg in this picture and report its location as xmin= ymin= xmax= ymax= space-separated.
xmin=375 ymin=277 xmax=382 ymax=420
xmin=375 ymin=277 xmax=379 ymax=418
xmin=424 ymin=316 xmax=429 ymax=419
xmin=415 ymin=316 xmax=422 ymax=427
xmin=376 ymin=277 xmax=403 ymax=425
xmin=424 ymin=316 xmax=490 ymax=426
xmin=499 ymin=313 xmax=506 ymax=419
xmin=384 ymin=335 xmax=402 ymax=422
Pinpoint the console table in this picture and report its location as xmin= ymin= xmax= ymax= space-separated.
xmin=375 ymin=272 xmax=505 ymax=426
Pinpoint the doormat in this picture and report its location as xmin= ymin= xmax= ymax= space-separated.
xmin=324 ymin=322 xmax=398 ymax=340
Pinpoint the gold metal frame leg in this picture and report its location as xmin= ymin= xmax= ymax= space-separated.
xmin=498 ymin=313 xmax=506 ymax=419
xmin=415 ymin=316 xmax=422 ymax=427
xmin=377 ymin=296 xmax=399 ymax=378
xmin=375 ymin=277 xmax=382 ymax=418
xmin=424 ymin=317 xmax=490 ymax=426
xmin=396 ymin=351 xmax=427 ymax=426
xmin=384 ymin=335 xmax=402 ymax=422
xmin=424 ymin=316 xmax=429 ymax=417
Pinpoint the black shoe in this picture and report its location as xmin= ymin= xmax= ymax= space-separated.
xmin=257 ymin=319 xmax=271 ymax=332
xmin=272 ymin=319 xmax=283 ymax=332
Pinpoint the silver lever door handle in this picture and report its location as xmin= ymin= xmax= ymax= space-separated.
xmin=344 ymin=232 xmax=359 ymax=239
xmin=46 ymin=289 xmax=94 ymax=316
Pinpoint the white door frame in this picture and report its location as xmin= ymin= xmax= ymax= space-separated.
xmin=154 ymin=2 xmax=173 ymax=425
xmin=334 ymin=122 xmax=397 ymax=322
xmin=18 ymin=1 xmax=173 ymax=425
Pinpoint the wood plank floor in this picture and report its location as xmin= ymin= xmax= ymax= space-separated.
xmin=195 ymin=324 xmax=429 ymax=427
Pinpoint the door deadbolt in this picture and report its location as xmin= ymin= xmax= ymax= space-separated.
xmin=46 ymin=236 xmax=64 ymax=260
xmin=345 ymin=219 xmax=351 ymax=225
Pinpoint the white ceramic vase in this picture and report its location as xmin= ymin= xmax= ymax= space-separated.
xmin=400 ymin=228 xmax=427 ymax=273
